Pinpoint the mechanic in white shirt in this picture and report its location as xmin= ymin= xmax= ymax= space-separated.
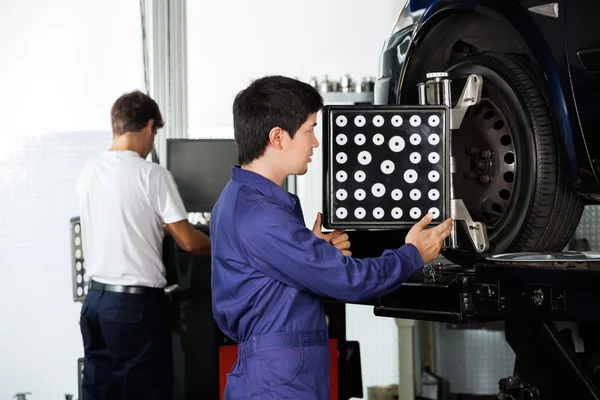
xmin=76 ymin=90 xmax=210 ymax=400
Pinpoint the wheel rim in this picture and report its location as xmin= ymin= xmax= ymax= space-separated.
xmin=452 ymin=92 xmax=517 ymax=238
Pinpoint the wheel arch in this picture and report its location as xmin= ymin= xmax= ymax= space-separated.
xmin=398 ymin=4 xmax=581 ymax=186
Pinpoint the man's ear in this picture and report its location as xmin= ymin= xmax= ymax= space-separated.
xmin=268 ymin=127 xmax=284 ymax=149
xmin=142 ymin=119 xmax=154 ymax=135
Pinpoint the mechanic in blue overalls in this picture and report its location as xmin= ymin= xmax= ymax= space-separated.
xmin=210 ymin=75 xmax=453 ymax=399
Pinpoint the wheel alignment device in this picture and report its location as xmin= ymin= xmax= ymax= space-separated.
xmin=322 ymin=72 xmax=487 ymax=253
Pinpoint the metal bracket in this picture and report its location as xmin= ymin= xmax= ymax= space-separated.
xmin=418 ymin=72 xmax=489 ymax=252
xmin=451 ymin=199 xmax=489 ymax=253
xmin=164 ymin=283 xmax=181 ymax=300
xmin=451 ymin=74 xmax=483 ymax=130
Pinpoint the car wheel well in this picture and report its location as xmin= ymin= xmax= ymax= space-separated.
xmin=401 ymin=12 xmax=528 ymax=103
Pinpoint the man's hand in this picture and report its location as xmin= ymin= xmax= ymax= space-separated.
xmin=312 ymin=212 xmax=352 ymax=256
xmin=405 ymin=214 xmax=453 ymax=263
xmin=165 ymin=220 xmax=211 ymax=255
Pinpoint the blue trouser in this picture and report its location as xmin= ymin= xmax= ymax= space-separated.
xmin=224 ymin=329 xmax=330 ymax=400
xmin=79 ymin=284 xmax=172 ymax=400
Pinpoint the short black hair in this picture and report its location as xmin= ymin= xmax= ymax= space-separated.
xmin=233 ymin=75 xmax=324 ymax=165
xmin=111 ymin=90 xmax=164 ymax=135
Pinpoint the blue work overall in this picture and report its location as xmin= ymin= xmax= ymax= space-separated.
xmin=210 ymin=166 xmax=423 ymax=399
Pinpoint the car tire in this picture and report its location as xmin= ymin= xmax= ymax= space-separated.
xmin=442 ymin=52 xmax=585 ymax=255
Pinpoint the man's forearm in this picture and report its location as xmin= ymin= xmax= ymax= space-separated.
xmin=190 ymin=229 xmax=211 ymax=255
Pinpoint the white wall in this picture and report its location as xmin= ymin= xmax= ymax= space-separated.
xmin=187 ymin=0 xmax=404 ymax=134
xmin=186 ymin=1 xmax=407 ymax=397
xmin=0 ymin=0 xmax=145 ymax=397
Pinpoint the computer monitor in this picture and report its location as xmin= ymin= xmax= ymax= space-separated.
xmin=166 ymin=139 xmax=239 ymax=213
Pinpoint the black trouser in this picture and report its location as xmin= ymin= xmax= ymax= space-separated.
xmin=79 ymin=283 xmax=172 ymax=400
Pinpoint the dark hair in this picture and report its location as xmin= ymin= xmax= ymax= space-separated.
xmin=233 ymin=75 xmax=324 ymax=165
xmin=111 ymin=90 xmax=164 ymax=135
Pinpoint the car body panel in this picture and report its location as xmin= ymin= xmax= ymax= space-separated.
xmin=565 ymin=0 xmax=600 ymax=181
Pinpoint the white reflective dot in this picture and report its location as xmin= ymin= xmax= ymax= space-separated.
xmin=336 ymin=152 xmax=348 ymax=164
xmin=429 ymin=207 xmax=440 ymax=219
xmin=373 ymin=134 xmax=385 ymax=145
xmin=428 ymin=152 xmax=440 ymax=164
xmin=429 ymin=189 xmax=440 ymax=201
xmin=336 ymin=189 xmax=348 ymax=201
xmin=391 ymin=115 xmax=403 ymax=127
xmin=336 ymin=171 xmax=348 ymax=182
xmin=381 ymin=160 xmax=395 ymax=174
xmin=410 ymin=189 xmax=421 ymax=201
xmin=410 ymin=115 xmax=421 ymax=127
xmin=336 ymin=134 xmax=348 ymax=146
xmin=373 ymin=207 xmax=385 ymax=219
xmin=84 ymin=285 xmax=89 ymax=295
xmin=391 ymin=207 xmax=403 ymax=219
xmin=336 ymin=207 xmax=348 ymax=219
xmin=75 ymin=249 xmax=82 ymax=259
xmin=358 ymin=151 xmax=372 ymax=165
xmin=410 ymin=153 xmax=421 ymax=164
xmin=371 ymin=183 xmax=386 ymax=198
xmin=391 ymin=189 xmax=403 ymax=201
xmin=77 ymin=287 xmax=83 ymax=297
xmin=76 ymin=261 xmax=82 ymax=271
xmin=354 ymin=115 xmax=366 ymax=127
xmin=354 ymin=207 xmax=366 ymax=219
xmin=389 ymin=136 xmax=405 ymax=152
xmin=428 ymin=134 xmax=440 ymax=145
xmin=404 ymin=169 xmax=418 ymax=184
xmin=74 ymin=224 xmax=81 ymax=234
xmin=410 ymin=208 xmax=422 ymax=219
xmin=428 ymin=170 xmax=440 ymax=182
xmin=354 ymin=189 xmax=366 ymax=201
xmin=336 ymin=115 xmax=347 ymax=127
xmin=75 ymin=237 xmax=81 ymax=246
xmin=354 ymin=170 xmax=366 ymax=182
xmin=410 ymin=134 xmax=421 ymax=145
xmin=373 ymin=115 xmax=385 ymax=127
xmin=354 ymin=134 xmax=366 ymax=146
xmin=428 ymin=115 xmax=440 ymax=127
xmin=83 ymin=272 xmax=88 ymax=281
xmin=76 ymin=274 xmax=83 ymax=284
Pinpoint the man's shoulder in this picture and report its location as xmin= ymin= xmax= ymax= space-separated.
xmin=76 ymin=154 xmax=103 ymax=183
xmin=214 ymin=183 xmax=284 ymax=221
xmin=143 ymin=160 xmax=171 ymax=177
xmin=234 ymin=186 xmax=293 ymax=228
xmin=120 ymin=158 xmax=173 ymax=185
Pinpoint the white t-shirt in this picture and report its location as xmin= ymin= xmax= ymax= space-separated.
xmin=76 ymin=150 xmax=188 ymax=288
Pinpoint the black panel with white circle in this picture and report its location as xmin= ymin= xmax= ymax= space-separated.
xmin=354 ymin=133 xmax=366 ymax=146
xmin=373 ymin=133 xmax=385 ymax=145
xmin=324 ymin=106 xmax=449 ymax=229
xmin=354 ymin=189 xmax=366 ymax=201
xmin=70 ymin=217 xmax=89 ymax=302
xmin=336 ymin=134 xmax=348 ymax=146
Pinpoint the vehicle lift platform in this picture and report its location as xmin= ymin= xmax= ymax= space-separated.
xmin=322 ymin=72 xmax=600 ymax=399
xmin=373 ymin=253 xmax=600 ymax=400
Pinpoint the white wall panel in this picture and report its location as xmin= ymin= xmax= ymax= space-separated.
xmin=0 ymin=0 xmax=144 ymax=396
xmin=186 ymin=0 xmax=407 ymax=135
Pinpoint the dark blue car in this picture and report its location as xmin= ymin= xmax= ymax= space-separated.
xmin=375 ymin=0 xmax=600 ymax=255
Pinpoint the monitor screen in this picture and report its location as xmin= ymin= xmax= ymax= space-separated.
xmin=166 ymin=139 xmax=239 ymax=213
